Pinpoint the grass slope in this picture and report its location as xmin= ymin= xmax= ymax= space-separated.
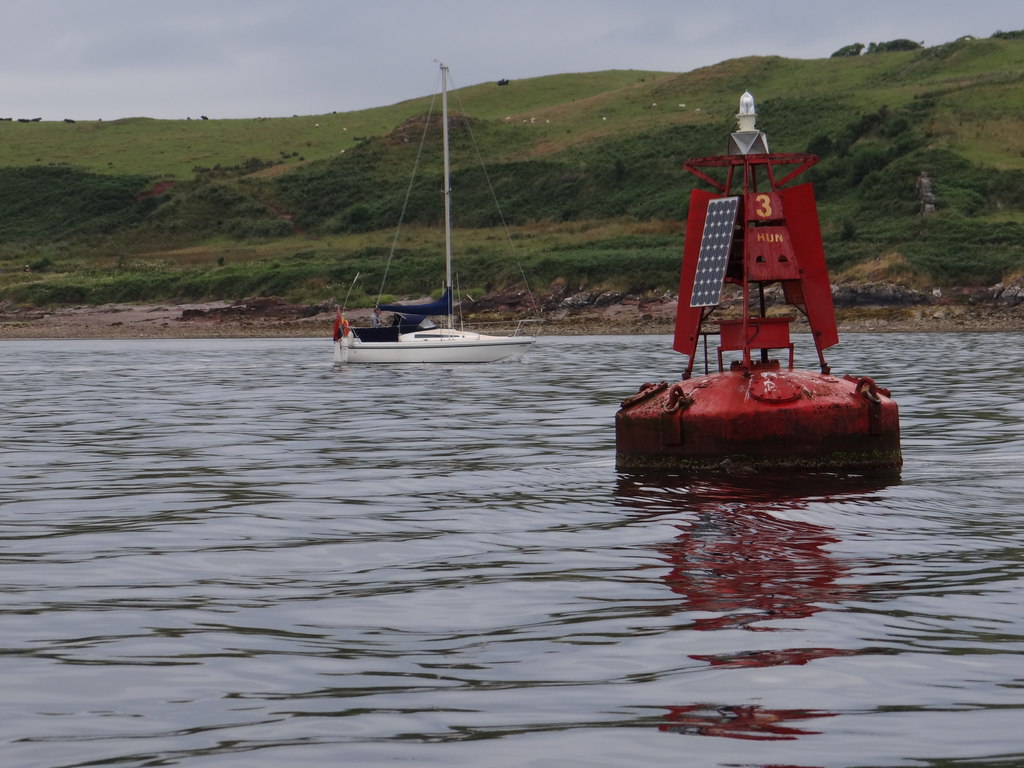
xmin=2 ymin=35 xmax=1024 ymax=308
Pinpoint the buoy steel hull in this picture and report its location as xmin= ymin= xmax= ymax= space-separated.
xmin=615 ymin=368 xmax=901 ymax=473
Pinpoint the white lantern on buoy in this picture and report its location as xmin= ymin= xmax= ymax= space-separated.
xmin=729 ymin=91 xmax=769 ymax=155
xmin=737 ymin=91 xmax=756 ymax=131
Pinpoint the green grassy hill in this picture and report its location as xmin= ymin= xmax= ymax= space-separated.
xmin=2 ymin=32 xmax=1023 ymax=309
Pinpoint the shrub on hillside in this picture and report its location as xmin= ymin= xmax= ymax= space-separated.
xmin=866 ymin=39 xmax=924 ymax=53
xmin=0 ymin=167 xmax=148 ymax=242
xmin=831 ymin=43 xmax=864 ymax=57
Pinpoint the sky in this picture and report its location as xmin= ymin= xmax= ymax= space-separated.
xmin=1 ymin=0 xmax=1020 ymax=122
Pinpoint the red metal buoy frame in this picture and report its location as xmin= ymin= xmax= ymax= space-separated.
xmin=615 ymin=95 xmax=902 ymax=474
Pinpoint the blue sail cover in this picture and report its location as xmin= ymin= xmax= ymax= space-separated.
xmin=377 ymin=287 xmax=452 ymax=317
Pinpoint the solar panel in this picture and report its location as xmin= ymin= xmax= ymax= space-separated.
xmin=690 ymin=196 xmax=740 ymax=307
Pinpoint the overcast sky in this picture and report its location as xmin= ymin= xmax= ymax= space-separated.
xmin=1 ymin=0 xmax=1019 ymax=121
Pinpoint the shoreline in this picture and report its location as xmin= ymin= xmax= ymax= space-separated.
xmin=0 ymin=300 xmax=1021 ymax=339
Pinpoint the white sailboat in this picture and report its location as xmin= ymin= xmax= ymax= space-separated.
xmin=333 ymin=63 xmax=537 ymax=365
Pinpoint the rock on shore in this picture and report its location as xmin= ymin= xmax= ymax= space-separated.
xmin=1 ymin=283 xmax=1021 ymax=340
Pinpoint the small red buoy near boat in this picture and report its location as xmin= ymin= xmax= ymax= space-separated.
xmin=615 ymin=92 xmax=901 ymax=473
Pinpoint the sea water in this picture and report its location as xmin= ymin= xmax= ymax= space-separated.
xmin=1 ymin=333 xmax=1023 ymax=768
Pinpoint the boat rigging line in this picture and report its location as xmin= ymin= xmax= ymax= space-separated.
xmin=446 ymin=71 xmax=541 ymax=317
xmin=376 ymin=74 xmax=441 ymax=305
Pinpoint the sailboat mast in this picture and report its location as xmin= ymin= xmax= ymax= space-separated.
xmin=440 ymin=64 xmax=453 ymax=315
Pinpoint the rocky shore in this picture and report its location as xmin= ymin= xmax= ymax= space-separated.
xmin=1 ymin=283 xmax=1021 ymax=340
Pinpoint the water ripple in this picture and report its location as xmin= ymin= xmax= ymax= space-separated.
xmin=2 ymin=334 xmax=1024 ymax=767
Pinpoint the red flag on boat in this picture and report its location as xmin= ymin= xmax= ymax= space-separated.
xmin=333 ymin=310 xmax=350 ymax=341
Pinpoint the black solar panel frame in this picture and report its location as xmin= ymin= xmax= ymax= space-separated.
xmin=689 ymin=196 xmax=741 ymax=307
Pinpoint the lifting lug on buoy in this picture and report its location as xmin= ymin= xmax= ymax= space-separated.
xmin=662 ymin=383 xmax=693 ymax=413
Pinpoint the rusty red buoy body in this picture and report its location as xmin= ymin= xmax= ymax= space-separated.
xmin=615 ymin=93 xmax=901 ymax=473
xmin=617 ymin=369 xmax=900 ymax=472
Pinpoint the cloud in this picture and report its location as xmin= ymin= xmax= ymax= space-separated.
xmin=0 ymin=0 xmax=1019 ymax=120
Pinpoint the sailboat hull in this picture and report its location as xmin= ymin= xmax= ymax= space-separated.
xmin=336 ymin=331 xmax=534 ymax=364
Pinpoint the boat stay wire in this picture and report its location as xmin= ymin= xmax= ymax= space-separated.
xmin=375 ymin=74 xmax=441 ymax=305
xmin=447 ymin=75 xmax=540 ymax=317
xmin=375 ymin=66 xmax=540 ymax=319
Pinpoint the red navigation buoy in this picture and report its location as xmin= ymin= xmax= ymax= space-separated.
xmin=616 ymin=92 xmax=901 ymax=473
